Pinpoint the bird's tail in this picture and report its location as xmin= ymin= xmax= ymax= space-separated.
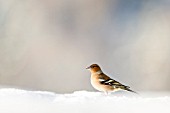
xmin=124 ymin=86 xmax=138 ymax=94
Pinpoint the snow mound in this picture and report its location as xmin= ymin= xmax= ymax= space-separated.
xmin=0 ymin=88 xmax=170 ymax=113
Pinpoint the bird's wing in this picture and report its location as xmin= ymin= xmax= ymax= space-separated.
xmin=99 ymin=74 xmax=130 ymax=88
xmin=98 ymin=74 xmax=137 ymax=93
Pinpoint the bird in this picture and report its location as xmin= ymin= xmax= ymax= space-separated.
xmin=86 ymin=64 xmax=137 ymax=94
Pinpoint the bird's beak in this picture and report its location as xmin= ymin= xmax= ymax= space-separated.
xmin=86 ymin=66 xmax=91 ymax=70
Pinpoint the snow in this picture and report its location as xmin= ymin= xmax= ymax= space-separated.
xmin=0 ymin=88 xmax=170 ymax=113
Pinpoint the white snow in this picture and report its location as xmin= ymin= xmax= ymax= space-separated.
xmin=0 ymin=88 xmax=170 ymax=113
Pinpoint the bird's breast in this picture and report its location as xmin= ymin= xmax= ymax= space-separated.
xmin=90 ymin=74 xmax=104 ymax=91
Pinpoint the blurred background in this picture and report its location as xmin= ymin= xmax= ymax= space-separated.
xmin=0 ymin=0 xmax=170 ymax=93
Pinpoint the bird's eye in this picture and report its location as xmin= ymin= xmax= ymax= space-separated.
xmin=91 ymin=66 xmax=97 ymax=68
xmin=91 ymin=66 xmax=94 ymax=68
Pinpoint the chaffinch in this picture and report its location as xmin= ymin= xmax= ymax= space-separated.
xmin=86 ymin=64 xmax=137 ymax=94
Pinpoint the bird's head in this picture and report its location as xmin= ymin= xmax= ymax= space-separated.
xmin=86 ymin=64 xmax=102 ymax=73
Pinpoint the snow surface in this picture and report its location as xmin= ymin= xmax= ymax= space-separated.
xmin=0 ymin=88 xmax=170 ymax=113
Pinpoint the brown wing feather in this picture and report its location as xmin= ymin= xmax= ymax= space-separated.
xmin=99 ymin=73 xmax=137 ymax=93
xmin=99 ymin=74 xmax=130 ymax=88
